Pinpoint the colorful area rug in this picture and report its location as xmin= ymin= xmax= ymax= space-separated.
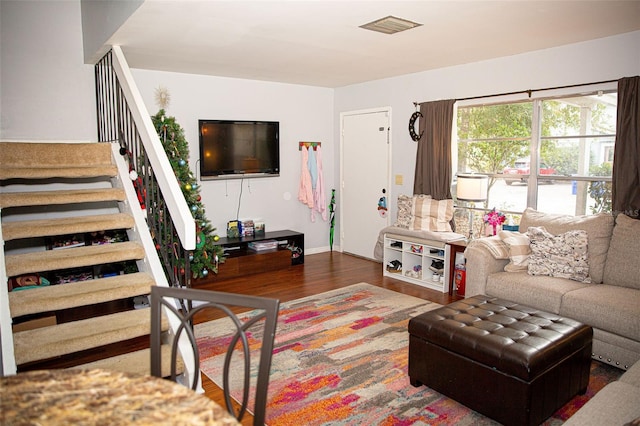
xmin=195 ymin=283 xmax=623 ymax=425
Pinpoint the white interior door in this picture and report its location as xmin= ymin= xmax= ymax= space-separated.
xmin=340 ymin=108 xmax=391 ymax=259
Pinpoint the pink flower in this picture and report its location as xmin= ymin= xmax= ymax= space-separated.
xmin=483 ymin=208 xmax=506 ymax=226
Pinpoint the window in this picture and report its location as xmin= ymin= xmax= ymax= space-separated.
xmin=454 ymin=84 xmax=617 ymax=217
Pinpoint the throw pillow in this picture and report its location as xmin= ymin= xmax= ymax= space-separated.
xmin=519 ymin=208 xmax=613 ymax=283
xmin=469 ymin=235 xmax=510 ymax=259
xmin=410 ymin=196 xmax=453 ymax=232
xmin=394 ymin=194 xmax=416 ymax=229
xmin=498 ymin=230 xmax=531 ymax=272
xmin=603 ymin=214 xmax=640 ymax=290
xmin=527 ymin=226 xmax=591 ymax=283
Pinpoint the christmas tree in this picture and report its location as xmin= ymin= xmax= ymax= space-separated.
xmin=150 ymin=108 xmax=225 ymax=279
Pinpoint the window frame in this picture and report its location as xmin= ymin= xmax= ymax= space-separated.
xmin=453 ymin=81 xmax=617 ymax=216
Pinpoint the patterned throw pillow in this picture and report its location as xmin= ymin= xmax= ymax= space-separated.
xmin=499 ymin=230 xmax=531 ymax=272
xmin=410 ymin=196 xmax=453 ymax=232
xmin=394 ymin=194 xmax=416 ymax=229
xmin=527 ymin=226 xmax=591 ymax=283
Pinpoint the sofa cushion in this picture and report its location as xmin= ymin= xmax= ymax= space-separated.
xmin=519 ymin=208 xmax=614 ymax=283
xmin=499 ymin=230 xmax=531 ymax=272
xmin=485 ymin=271 xmax=590 ymax=314
xmin=604 ymin=214 xmax=640 ymax=290
xmin=620 ymin=360 xmax=640 ymax=387
xmin=562 ymin=381 xmax=640 ymax=426
xmin=410 ymin=196 xmax=453 ymax=232
xmin=394 ymin=194 xmax=415 ymax=229
xmin=561 ymin=285 xmax=640 ymax=342
xmin=527 ymin=226 xmax=591 ymax=283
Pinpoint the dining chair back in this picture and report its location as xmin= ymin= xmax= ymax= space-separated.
xmin=150 ymin=286 xmax=279 ymax=425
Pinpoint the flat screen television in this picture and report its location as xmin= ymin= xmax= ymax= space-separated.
xmin=199 ymin=119 xmax=280 ymax=180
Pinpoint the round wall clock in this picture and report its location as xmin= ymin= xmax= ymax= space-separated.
xmin=409 ymin=111 xmax=423 ymax=141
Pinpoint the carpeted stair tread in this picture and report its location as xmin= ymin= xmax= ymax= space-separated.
xmin=0 ymin=165 xmax=118 ymax=180
xmin=1 ymin=141 xmax=113 ymax=168
xmin=5 ymin=241 xmax=145 ymax=277
xmin=2 ymin=213 xmax=134 ymax=241
xmin=74 ymin=345 xmax=184 ymax=378
xmin=9 ymin=272 xmax=154 ymax=318
xmin=0 ymin=188 xmax=126 ymax=208
xmin=13 ymin=308 xmax=164 ymax=365
xmin=0 ymin=142 xmax=116 ymax=180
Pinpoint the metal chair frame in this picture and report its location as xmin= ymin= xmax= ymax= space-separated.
xmin=150 ymin=286 xmax=279 ymax=425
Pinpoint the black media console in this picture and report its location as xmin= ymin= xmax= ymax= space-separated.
xmin=210 ymin=230 xmax=304 ymax=281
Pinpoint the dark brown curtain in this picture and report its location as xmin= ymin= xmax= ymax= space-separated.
xmin=612 ymin=76 xmax=640 ymax=219
xmin=413 ymin=99 xmax=456 ymax=199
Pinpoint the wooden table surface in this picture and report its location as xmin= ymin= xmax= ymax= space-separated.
xmin=0 ymin=368 xmax=239 ymax=426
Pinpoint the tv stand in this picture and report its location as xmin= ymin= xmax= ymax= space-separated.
xmin=209 ymin=230 xmax=304 ymax=281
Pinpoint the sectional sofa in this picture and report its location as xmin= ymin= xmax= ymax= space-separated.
xmin=465 ymin=208 xmax=640 ymax=371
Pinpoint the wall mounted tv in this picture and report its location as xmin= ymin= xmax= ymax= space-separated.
xmin=199 ymin=119 xmax=280 ymax=180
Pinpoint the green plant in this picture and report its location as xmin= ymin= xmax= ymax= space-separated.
xmin=588 ymin=163 xmax=612 ymax=214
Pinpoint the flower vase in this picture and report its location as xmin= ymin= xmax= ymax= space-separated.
xmin=485 ymin=224 xmax=500 ymax=236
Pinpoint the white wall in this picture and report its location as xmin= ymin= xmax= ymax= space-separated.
xmin=0 ymin=0 xmax=96 ymax=141
xmin=130 ymin=70 xmax=335 ymax=252
xmin=334 ymin=30 xmax=640 ymax=223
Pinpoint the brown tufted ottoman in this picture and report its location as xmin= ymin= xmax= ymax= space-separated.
xmin=408 ymin=295 xmax=593 ymax=426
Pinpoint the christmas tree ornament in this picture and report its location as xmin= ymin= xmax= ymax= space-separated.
xmin=154 ymin=86 xmax=170 ymax=110
xmin=178 ymin=159 xmax=186 ymax=166
xmin=196 ymin=231 xmax=206 ymax=249
xmin=185 ymin=183 xmax=192 ymax=191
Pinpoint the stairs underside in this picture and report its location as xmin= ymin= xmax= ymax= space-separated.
xmin=1 ymin=142 xmax=179 ymax=377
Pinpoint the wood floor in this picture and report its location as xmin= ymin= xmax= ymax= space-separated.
xmin=192 ymin=251 xmax=461 ymax=425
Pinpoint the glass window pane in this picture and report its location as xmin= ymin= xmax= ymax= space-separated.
xmin=486 ymin=178 xmax=528 ymax=213
xmin=457 ymin=102 xmax=532 ymax=176
xmin=541 ymin=137 xmax=614 ymax=177
xmin=542 ymin=95 xmax=617 ymax=138
xmin=458 ymin=102 xmax=533 ymax=140
xmin=536 ymin=180 xmax=611 ymax=216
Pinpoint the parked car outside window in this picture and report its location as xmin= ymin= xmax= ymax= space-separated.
xmin=502 ymin=159 xmax=555 ymax=185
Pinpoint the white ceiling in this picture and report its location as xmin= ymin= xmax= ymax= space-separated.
xmin=107 ymin=0 xmax=640 ymax=88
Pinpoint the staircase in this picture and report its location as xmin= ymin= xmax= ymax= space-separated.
xmin=0 ymin=141 xmax=180 ymax=377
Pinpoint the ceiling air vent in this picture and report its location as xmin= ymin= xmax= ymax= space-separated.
xmin=359 ymin=15 xmax=422 ymax=35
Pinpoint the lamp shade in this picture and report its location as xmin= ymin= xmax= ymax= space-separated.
xmin=456 ymin=174 xmax=488 ymax=202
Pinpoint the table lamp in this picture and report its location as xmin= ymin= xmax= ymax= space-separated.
xmin=456 ymin=174 xmax=488 ymax=240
